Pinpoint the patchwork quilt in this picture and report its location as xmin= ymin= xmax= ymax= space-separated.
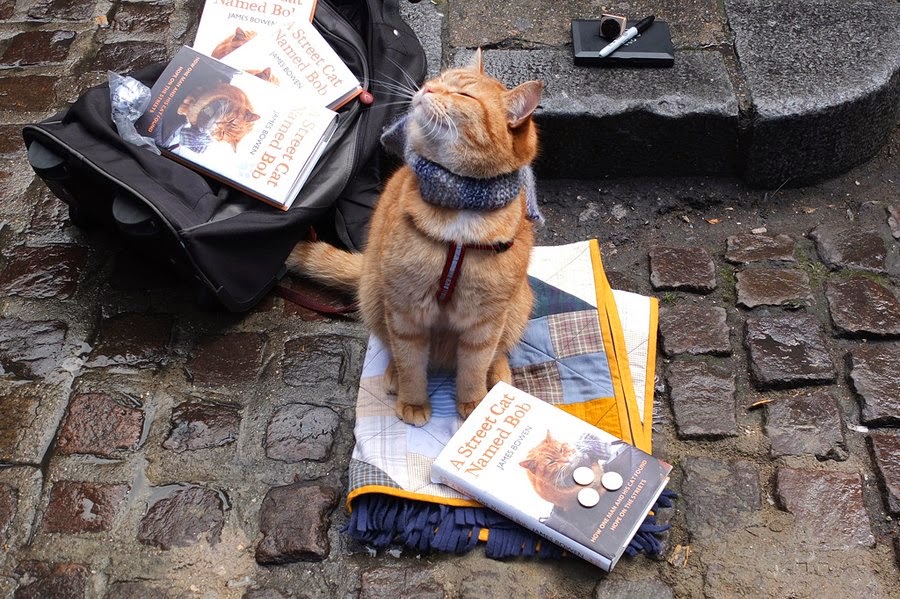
xmin=345 ymin=240 xmax=661 ymax=554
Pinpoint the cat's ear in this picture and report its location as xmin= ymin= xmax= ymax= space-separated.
xmin=234 ymin=27 xmax=249 ymax=41
xmin=505 ymin=80 xmax=543 ymax=128
xmin=245 ymin=110 xmax=261 ymax=123
xmin=469 ymin=48 xmax=484 ymax=74
xmin=519 ymin=459 xmax=536 ymax=472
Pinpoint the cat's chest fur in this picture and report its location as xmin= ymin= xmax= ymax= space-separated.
xmin=361 ymin=166 xmax=532 ymax=330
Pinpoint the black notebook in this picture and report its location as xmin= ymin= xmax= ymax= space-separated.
xmin=572 ymin=19 xmax=675 ymax=67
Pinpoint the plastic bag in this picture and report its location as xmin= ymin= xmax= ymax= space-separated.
xmin=108 ymin=71 xmax=160 ymax=155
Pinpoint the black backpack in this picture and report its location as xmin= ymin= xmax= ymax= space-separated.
xmin=22 ymin=0 xmax=426 ymax=311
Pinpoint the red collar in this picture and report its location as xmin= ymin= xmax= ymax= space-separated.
xmin=435 ymin=240 xmax=513 ymax=303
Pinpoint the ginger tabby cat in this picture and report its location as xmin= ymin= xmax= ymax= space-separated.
xmin=287 ymin=51 xmax=543 ymax=426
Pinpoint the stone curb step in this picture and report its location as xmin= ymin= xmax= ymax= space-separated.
xmin=404 ymin=0 xmax=900 ymax=188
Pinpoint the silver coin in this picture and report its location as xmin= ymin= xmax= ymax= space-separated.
xmin=572 ymin=466 xmax=595 ymax=486
xmin=601 ymin=471 xmax=624 ymax=491
xmin=577 ymin=487 xmax=601 ymax=507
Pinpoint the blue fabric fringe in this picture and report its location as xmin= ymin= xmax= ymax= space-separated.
xmin=344 ymin=489 xmax=676 ymax=561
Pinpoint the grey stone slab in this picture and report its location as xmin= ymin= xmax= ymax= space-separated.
xmin=868 ymin=430 xmax=900 ymax=515
xmin=744 ymin=310 xmax=836 ymax=389
xmin=681 ymin=458 xmax=761 ymax=539
xmin=849 ymin=343 xmax=900 ymax=426
xmin=666 ymin=360 xmax=737 ymax=439
xmin=649 ymin=245 xmax=717 ymax=293
xmin=810 ymin=226 xmax=888 ymax=273
xmin=736 ymin=268 xmax=811 ymax=309
xmin=764 ymin=389 xmax=847 ymax=460
xmin=776 ymin=467 xmax=875 ymax=549
xmin=457 ymin=49 xmax=739 ymax=178
xmin=727 ymin=0 xmax=900 ymax=187
xmin=658 ymin=305 xmax=730 ymax=356
xmin=400 ymin=0 xmax=444 ymax=79
xmin=825 ymin=277 xmax=900 ymax=338
xmin=447 ymin=0 xmax=727 ymax=50
xmin=725 ymin=233 xmax=796 ymax=264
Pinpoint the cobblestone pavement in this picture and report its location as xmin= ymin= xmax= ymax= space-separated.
xmin=2 ymin=1 xmax=900 ymax=598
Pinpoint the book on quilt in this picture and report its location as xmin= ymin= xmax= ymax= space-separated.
xmin=431 ymin=381 xmax=672 ymax=571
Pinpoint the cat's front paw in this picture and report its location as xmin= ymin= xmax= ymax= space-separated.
xmin=457 ymin=399 xmax=481 ymax=420
xmin=383 ymin=360 xmax=398 ymax=395
xmin=396 ymin=399 xmax=431 ymax=426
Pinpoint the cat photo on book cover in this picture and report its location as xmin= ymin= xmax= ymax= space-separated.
xmin=144 ymin=56 xmax=261 ymax=156
xmin=519 ymin=429 xmax=631 ymax=542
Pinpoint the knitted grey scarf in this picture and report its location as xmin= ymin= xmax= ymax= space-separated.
xmin=380 ymin=114 xmax=543 ymax=223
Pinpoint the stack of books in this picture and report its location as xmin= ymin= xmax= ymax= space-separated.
xmin=135 ymin=0 xmax=362 ymax=210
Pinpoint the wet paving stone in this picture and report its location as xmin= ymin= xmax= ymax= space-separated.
xmin=764 ymin=389 xmax=847 ymax=460
xmin=889 ymin=204 xmax=900 ymax=239
xmin=242 ymin=589 xmax=287 ymax=599
xmin=666 ymin=360 xmax=737 ymax=439
xmin=110 ymin=0 xmax=175 ymax=33
xmin=658 ymin=305 xmax=730 ymax=356
xmin=255 ymin=483 xmax=339 ymax=564
xmin=649 ymin=245 xmax=716 ymax=293
xmin=809 ymin=225 xmax=887 ymax=273
xmin=680 ymin=458 xmax=761 ymax=539
xmin=868 ymin=430 xmax=900 ymax=515
xmin=825 ymin=277 xmax=900 ymax=338
xmin=744 ymin=311 xmax=835 ymax=389
xmin=0 ymin=76 xmax=58 ymax=112
xmin=0 ymin=385 xmax=66 ymax=463
xmin=186 ymin=332 xmax=267 ymax=386
xmin=162 ymin=400 xmax=241 ymax=453
xmin=0 ymin=318 xmax=67 ymax=379
xmin=775 ymin=467 xmax=874 ymax=549
xmin=0 ymin=124 xmax=25 ymax=155
xmin=105 ymin=581 xmax=170 ymax=599
xmin=359 ymin=567 xmax=445 ymax=599
xmin=14 ymin=561 xmax=88 ymax=599
xmin=725 ymin=233 xmax=796 ymax=264
xmin=0 ymin=467 xmax=42 ymax=555
xmin=0 ymin=0 xmax=13 ymax=19
xmin=91 ymin=41 xmax=168 ymax=74
xmin=137 ymin=485 xmax=225 ymax=550
xmin=265 ymin=404 xmax=339 ymax=462
xmin=56 ymin=393 xmax=144 ymax=457
xmin=594 ymin=579 xmax=675 ymax=599
xmin=849 ymin=343 xmax=900 ymax=426
xmin=27 ymin=0 xmax=95 ymax=20
xmin=281 ymin=335 xmax=360 ymax=387
xmin=0 ymin=245 xmax=87 ymax=299
xmin=735 ymin=267 xmax=811 ymax=309
xmin=0 ymin=31 xmax=76 ymax=66
xmin=42 ymin=481 xmax=129 ymax=534
xmin=0 ymin=483 xmax=15 ymax=545
xmin=87 ymin=313 xmax=173 ymax=368
xmin=28 ymin=189 xmax=70 ymax=239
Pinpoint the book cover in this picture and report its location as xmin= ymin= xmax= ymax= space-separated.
xmin=216 ymin=19 xmax=362 ymax=110
xmin=430 ymin=381 xmax=672 ymax=571
xmin=192 ymin=0 xmax=317 ymax=60
xmin=135 ymin=46 xmax=338 ymax=210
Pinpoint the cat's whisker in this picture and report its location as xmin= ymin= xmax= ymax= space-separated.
xmin=385 ymin=57 xmax=421 ymax=91
xmin=370 ymin=72 xmax=419 ymax=98
xmin=368 ymin=82 xmax=416 ymax=101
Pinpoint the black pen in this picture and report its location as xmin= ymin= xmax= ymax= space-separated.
xmin=599 ymin=15 xmax=655 ymax=57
